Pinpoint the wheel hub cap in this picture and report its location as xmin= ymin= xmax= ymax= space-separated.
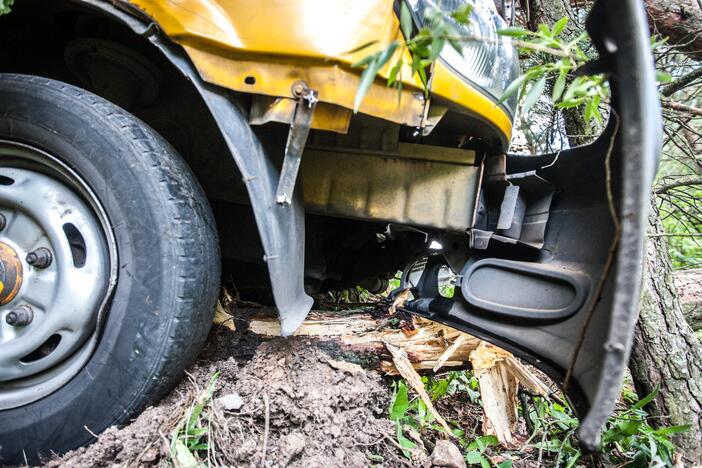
xmin=0 ymin=241 xmax=23 ymax=306
xmin=0 ymin=140 xmax=116 ymax=409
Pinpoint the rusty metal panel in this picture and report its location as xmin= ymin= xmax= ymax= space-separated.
xmin=249 ymin=95 xmax=352 ymax=134
xmin=301 ymin=144 xmax=480 ymax=231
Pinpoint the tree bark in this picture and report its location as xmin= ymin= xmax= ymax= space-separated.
xmin=629 ymin=206 xmax=702 ymax=464
xmin=644 ymin=0 xmax=702 ymax=61
xmin=674 ymin=268 xmax=702 ymax=331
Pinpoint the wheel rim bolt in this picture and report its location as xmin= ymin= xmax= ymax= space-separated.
xmin=0 ymin=213 xmax=5 ymax=232
xmin=6 ymin=305 xmax=33 ymax=326
xmin=26 ymin=247 xmax=52 ymax=269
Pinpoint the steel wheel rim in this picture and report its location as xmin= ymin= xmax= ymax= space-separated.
xmin=0 ymin=140 xmax=117 ymax=410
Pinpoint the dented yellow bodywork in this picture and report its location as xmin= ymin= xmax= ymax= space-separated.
xmin=121 ymin=0 xmax=513 ymax=140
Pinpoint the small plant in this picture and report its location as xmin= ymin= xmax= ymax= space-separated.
xmin=388 ymin=371 xmax=485 ymax=460
xmin=602 ymin=386 xmax=689 ymax=465
xmin=170 ymin=371 xmax=220 ymax=467
xmin=464 ymin=435 xmax=508 ymax=468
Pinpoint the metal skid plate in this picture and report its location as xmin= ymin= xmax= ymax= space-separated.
xmin=301 ymin=143 xmax=480 ymax=231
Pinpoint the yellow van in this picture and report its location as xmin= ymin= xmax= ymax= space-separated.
xmin=0 ymin=0 xmax=661 ymax=461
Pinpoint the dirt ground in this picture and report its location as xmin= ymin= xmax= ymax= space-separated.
xmin=42 ymin=318 xmax=414 ymax=468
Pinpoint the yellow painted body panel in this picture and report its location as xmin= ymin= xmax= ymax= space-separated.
xmin=123 ymin=0 xmax=512 ymax=139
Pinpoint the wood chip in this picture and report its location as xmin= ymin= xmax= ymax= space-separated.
xmin=504 ymin=356 xmax=550 ymax=397
xmin=389 ymin=288 xmax=412 ymax=315
xmin=433 ymin=334 xmax=468 ymax=373
xmin=213 ymin=302 xmax=236 ymax=331
xmin=326 ymin=358 xmax=366 ymax=376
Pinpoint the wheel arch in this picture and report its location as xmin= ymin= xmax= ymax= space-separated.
xmin=0 ymin=0 xmax=313 ymax=333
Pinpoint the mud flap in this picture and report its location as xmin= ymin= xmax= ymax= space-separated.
xmin=83 ymin=1 xmax=315 ymax=336
xmin=405 ymin=0 xmax=661 ymax=451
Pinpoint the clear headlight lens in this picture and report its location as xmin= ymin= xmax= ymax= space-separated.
xmin=406 ymin=0 xmax=520 ymax=118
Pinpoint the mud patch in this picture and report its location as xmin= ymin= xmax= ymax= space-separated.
xmin=45 ymin=327 xmax=405 ymax=467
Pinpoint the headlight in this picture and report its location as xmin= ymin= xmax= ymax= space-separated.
xmin=406 ymin=0 xmax=520 ymax=118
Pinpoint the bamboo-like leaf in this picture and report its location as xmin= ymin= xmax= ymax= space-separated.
xmin=400 ymin=1 xmax=413 ymax=40
xmin=522 ymin=76 xmax=546 ymax=113
xmin=653 ymin=424 xmax=692 ymax=436
xmin=551 ymin=17 xmax=568 ymax=37
xmin=552 ymin=71 xmax=567 ymax=102
xmin=499 ymin=73 xmax=528 ymax=103
xmin=631 ymin=385 xmax=659 ymax=410
xmin=353 ymin=41 xmax=398 ymax=112
xmin=354 ymin=61 xmax=379 ymax=113
xmin=537 ymin=23 xmax=551 ymax=37
xmin=451 ymin=4 xmax=473 ymax=24
xmin=388 ymin=58 xmax=404 ymax=86
xmin=428 ymin=36 xmax=445 ymax=61
xmin=498 ymin=26 xmax=530 ymax=38
xmin=351 ymin=51 xmax=379 ymax=69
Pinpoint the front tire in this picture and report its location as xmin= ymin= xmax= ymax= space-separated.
xmin=0 ymin=74 xmax=220 ymax=463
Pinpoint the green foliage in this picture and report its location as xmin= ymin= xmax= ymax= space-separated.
xmin=170 ymin=372 xmax=220 ymax=466
xmin=497 ymin=19 xmax=607 ymax=124
xmin=352 ymin=1 xmax=473 ymax=112
xmin=388 ymin=372 xmax=481 ymax=459
xmin=353 ymin=3 xmax=607 ymax=126
xmin=658 ymin=177 xmax=702 ymax=269
xmin=523 ymin=386 xmax=688 ymax=467
xmin=0 ymin=0 xmax=14 ymax=15
xmin=389 ymin=371 xmax=686 ymax=466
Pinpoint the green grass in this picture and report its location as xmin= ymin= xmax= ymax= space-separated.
xmin=169 ymin=372 xmax=220 ymax=467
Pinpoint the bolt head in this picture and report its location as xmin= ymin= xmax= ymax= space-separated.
xmin=5 ymin=311 xmax=18 ymax=325
xmin=5 ymin=305 xmax=33 ymax=326
xmin=26 ymin=247 xmax=52 ymax=269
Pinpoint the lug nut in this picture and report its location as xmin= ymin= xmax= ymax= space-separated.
xmin=26 ymin=247 xmax=52 ymax=269
xmin=0 ymin=213 xmax=5 ymax=231
xmin=6 ymin=305 xmax=33 ymax=326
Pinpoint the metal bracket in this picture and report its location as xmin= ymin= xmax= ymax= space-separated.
xmin=275 ymin=81 xmax=318 ymax=205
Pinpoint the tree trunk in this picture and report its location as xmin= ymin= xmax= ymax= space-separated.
xmin=644 ymin=0 xmax=702 ymax=61
xmin=217 ymin=308 xmax=483 ymax=373
xmin=629 ymin=206 xmax=702 ymax=464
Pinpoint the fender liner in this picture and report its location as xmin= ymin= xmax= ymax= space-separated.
xmin=76 ymin=0 xmax=313 ymax=335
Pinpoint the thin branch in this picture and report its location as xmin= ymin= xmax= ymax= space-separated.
xmin=662 ymin=100 xmax=702 ymax=117
xmin=661 ymin=67 xmax=702 ymax=97
xmin=654 ymin=175 xmax=702 ymax=194
xmin=649 ymin=232 xmax=702 ymax=237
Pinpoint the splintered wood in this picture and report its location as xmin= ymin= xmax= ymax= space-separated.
xmin=469 ymin=342 xmax=550 ymax=447
xmin=385 ymin=342 xmax=455 ymax=436
xmin=245 ymin=310 xmax=481 ymax=374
